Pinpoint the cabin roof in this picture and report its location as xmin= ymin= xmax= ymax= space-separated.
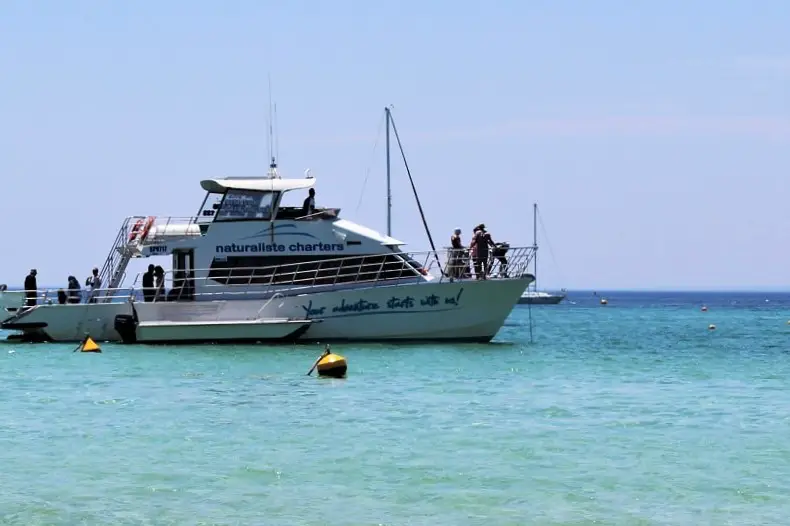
xmin=200 ymin=177 xmax=316 ymax=194
xmin=333 ymin=219 xmax=405 ymax=246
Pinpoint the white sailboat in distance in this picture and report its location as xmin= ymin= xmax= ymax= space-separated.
xmin=518 ymin=203 xmax=566 ymax=305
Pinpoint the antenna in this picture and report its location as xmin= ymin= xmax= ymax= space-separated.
xmin=274 ymin=102 xmax=279 ymax=165
xmin=385 ymin=106 xmax=392 ymax=237
xmin=266 ymin=75 xmax=279 ymax=179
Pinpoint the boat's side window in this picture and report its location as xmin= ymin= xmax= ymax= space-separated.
xmin=215 ymin=190 xmax=276 ymax=222
xmin=207 ymin=254 xmax=420 ymax=286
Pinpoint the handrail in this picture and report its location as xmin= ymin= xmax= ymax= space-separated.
xmin=256 ymin=292 xmax=284 ymax=320
xmin=10 ymin=246 xmax=536 ymax=307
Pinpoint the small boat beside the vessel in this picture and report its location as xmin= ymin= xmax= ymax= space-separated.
xmin=517 ymin=290 xmax=566 ymax=305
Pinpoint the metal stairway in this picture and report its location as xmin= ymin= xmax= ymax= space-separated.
xmin=98 ymin=217 xmax=141 ymax=303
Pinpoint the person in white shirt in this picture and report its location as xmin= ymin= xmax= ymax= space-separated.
xmin=85 ymin=267 xmax=102 ymax=303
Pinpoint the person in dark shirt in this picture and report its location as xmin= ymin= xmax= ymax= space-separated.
xmin=301 ymin=188 xmax=316 ymax=217
xmin=142 ymin=264 xmax=155 ymax=302
xmin=153 ymin=265 xmax=165 ymax=301
xmin=24 ymin=269 xmax=37 ymax=307
xmin=471 ymin=224 xmax=495 ymax=279
xmin=67 ymin=275 xmax=81 ymax=303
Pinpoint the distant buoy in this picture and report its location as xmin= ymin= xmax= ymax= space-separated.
xmin=77 ymin=336 xmax=102 ymax=353
xmin=708 ymin=324 xmax=716 ymax=330
xmin=600 ymin=298 xmax=608 ymax=305
xmin=701 ymin=306 xmax=708 ymax=312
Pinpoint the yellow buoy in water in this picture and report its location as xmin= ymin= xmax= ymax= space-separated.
xmin=307 ymin=345 xmax=347 ymax=378
xmin=317 ymin=353 xmax=347 ymax=378
xmin=77 ymin=336 xmax=102 ymax=353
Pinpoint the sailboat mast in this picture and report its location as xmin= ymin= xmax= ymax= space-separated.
xmin=533 ymin=202 xmax=538 ymax=291
xmin=385 ymin=107 xmax=392 ymax=237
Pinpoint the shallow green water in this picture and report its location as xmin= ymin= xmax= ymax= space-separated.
xmin=2 ymin=293 xmax=790 ymax=525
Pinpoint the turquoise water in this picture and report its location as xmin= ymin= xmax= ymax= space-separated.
xmin=2 ymin=291 xmax=790 ymax=525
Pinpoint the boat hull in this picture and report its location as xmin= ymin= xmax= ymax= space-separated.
xmin=0 ymin=290 xmax=25 ymax=314
xmin=1 ymin=276 xmax=533 ymax=344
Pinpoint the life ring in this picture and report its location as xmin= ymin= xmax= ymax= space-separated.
xmin=128 ymin=219 xmax=145 ymax=242
xmin=138 ymin=216 xmax=156 ymax=243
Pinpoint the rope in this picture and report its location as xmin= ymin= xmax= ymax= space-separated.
xmin=389 ymin=111 xmax=442 ymax=272
xmin=536 ymin=207 xmax=565 ymax=286
xmin=354 ymin=113 xmax=387 ymax=215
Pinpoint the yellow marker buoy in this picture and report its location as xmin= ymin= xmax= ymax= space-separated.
xmin=317 ymin=352 xmax=347 ymax=378
xmin=708 ymin=324 xmax=716 ymax=330
xmin=75 ymin=336 xmax=102 ymax=353
xmin=307 ymin=345 xmax=347 ymax=378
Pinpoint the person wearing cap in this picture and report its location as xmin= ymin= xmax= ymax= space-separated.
xmin=470 ymin=223 xmax=495 ymax=279
xmin=24 ymin=269 xmax=37 ymax=307
xmin=448 ymin=228 xmax=465 ymax=279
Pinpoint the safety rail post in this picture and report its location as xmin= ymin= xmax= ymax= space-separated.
xmin=392 ymin=256 xmax=403 ymax=281
xmin=332 ymin=261 xmax=342 ymax=287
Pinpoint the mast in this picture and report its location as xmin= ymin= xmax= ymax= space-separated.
xmin=533 ymin=203 xmax=538 ymax=292
xmin=386 ymin=107 xmax=442 ymax=271
xmin=385 ymin=106 xmax=392 ymax=237
xmin=266 ymin=75 xmax=279 ymax=179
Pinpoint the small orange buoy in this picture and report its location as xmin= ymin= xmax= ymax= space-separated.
xmin=317 ymin=352 xmax=347 ymax=378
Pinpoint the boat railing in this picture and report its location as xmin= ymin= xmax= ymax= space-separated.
xmin=9 ymin=286 xmax=136 ymax=308
xmin=122 ymin=215 xmax=205 ymax=246
xmin=8 ymin=247 xmax=535 ymax=308
xmin=124 ymin=245 xmax=536 ymax=303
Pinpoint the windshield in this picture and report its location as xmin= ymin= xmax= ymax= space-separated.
xmin=215 ymin=190 xmax=277 ymax=221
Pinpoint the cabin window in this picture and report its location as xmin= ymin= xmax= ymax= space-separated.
xmin=196 ymin=192 xmax=224 ymax=223
xmin=215 ymin=190 xmax=277 ymax=221
xmin=207 ymin=254 xmax=419 ymax=286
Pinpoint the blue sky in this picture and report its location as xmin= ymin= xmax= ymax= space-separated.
xmin=1 ymin=0 xmax=788 ymax=290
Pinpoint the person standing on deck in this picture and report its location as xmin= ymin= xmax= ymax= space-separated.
xmin=449 ymin=228 xmax=464 ymax=278
xmin=471 ymin=224 xmax=495 ymax=279
xmin=142 ymin=264 xmax=155 ymax=302
xmin=153 ymin=265 xmax=165 ymax=301
xmin=85 ymin=267 xmax=102 ymax=303
xmin=24 ymin=269 xmax=37 ymax=307
xmin=67 ymin=275 xmax=81 ymax=303
xmin=302 ymin=188 xmax=316 ymax=217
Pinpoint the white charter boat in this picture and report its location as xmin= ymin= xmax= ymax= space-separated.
xmin=1 ymin=108 xmax=536 ymax=344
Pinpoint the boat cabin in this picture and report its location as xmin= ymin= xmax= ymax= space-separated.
xmin=125 ymin=172 xmax=430 ymax=301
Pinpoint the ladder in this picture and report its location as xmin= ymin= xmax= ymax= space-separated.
xmin=98 ymin=217 xmax=140 ymax=303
